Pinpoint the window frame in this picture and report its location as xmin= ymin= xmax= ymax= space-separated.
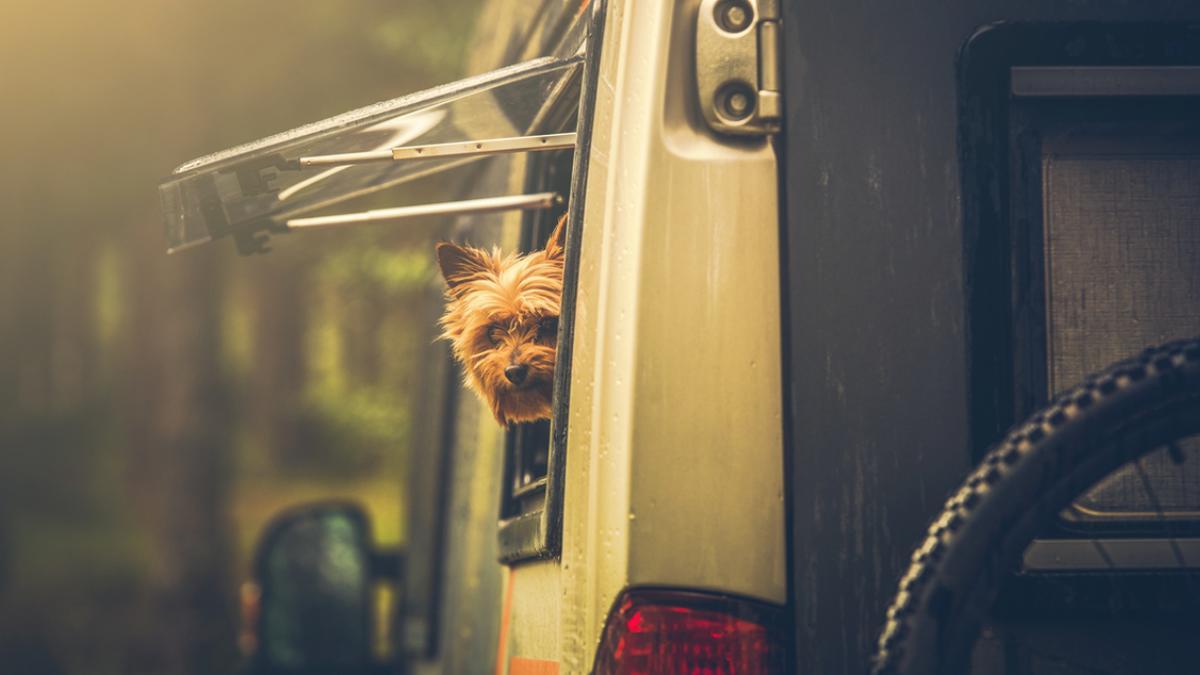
xmin=495 ymin=3 xmax=607 ymax=564
xmin=960 ymin=20 xmax=1200 ymax=458
xmin=959 ymin=20 xmax=1200 ymax=602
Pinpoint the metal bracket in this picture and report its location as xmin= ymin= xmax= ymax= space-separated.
xmin=285 ymin=192 xmax=560 ymax=230
xmin=297 ymin=132 xmax=577 ymax=167
xmin=695 ymin=0 xmax=781 ymax=136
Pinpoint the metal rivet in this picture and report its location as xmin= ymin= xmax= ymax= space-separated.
xmin=717 ymin=82 xmax=756 ymax=121
xmin=729 ymin=91 xmax=750 ymax=114
xmin=714 ymin=0 xmax=753 ymax=33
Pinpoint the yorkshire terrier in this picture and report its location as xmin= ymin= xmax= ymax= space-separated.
xmin=435 ymin=215 xmax=566 ymax=426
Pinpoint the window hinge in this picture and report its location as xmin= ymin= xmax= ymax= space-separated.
xmin=695 ymin=0 xmax=782 ymax=137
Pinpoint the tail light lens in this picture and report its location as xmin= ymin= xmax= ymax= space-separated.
xmin=592 ymin=589 xmax=787 ymax=674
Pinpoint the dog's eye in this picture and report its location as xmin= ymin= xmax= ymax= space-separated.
xmin=537 ymin=316 xmax=559 ymax=342
xmin=488 ymin=325 xmax=506 ymax=345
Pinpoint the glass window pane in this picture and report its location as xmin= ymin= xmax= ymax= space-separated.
xmin=160 ymin=55 xmax=581 ymax=251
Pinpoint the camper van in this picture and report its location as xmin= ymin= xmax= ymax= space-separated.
xmin=160 ymin=0 xmax=1200 ymax=672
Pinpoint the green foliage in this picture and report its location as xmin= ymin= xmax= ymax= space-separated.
xmin=293 ymin=384 xmax=410 ymax=478
xmin=0 ymin=0 xmax=486 ymax=673
xmin=318 ymin=243 xmax=437 ymax=297
xmin=288 ymin=238 xmax=435 ymax=479
xmin=93 ymin=245 xmax=124 ymax=350
xmin=367 ymin=4 xmax=479 ymax=77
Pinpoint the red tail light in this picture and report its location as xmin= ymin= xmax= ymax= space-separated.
xmin=592 ymin=589 xmax=787 ymax=674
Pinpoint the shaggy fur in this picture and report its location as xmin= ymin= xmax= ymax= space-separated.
xmin=435 ymin=216 xmax=566 ymax=426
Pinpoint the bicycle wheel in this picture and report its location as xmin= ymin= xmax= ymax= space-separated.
xmin=871 ymin=337 xmax=1200 ymax=675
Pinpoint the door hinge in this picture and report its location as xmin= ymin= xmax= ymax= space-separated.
xmin=695 ymin=0 xmax=781 ymax=136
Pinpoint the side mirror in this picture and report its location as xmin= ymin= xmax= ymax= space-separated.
xmin=248 ymin=502 xmax=401 ymax=675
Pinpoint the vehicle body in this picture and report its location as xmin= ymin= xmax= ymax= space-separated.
xmin=162 ymin=0 xmax=1200 ymax=672
xmin=395 ymin=2 xmax=787 ymax=672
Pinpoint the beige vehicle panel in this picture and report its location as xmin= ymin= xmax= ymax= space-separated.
xmin=554 ymin=0 xmax=787 ymax=671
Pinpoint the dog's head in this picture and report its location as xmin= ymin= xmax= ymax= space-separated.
xmin=435 ymin=216 xmax=566 ymax=425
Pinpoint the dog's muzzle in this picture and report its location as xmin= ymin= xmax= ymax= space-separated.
xmin=504 ymin=364 xmax=529 ymax=385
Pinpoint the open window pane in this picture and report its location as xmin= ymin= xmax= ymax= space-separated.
xmin=159 ymin=55 xmax=581 ymax=252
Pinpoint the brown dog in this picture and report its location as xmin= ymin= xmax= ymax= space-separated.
xmin=435 ymin=216 xmax=566 ymax=426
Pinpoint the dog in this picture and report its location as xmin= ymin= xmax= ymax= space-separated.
xmin=435 ymin=215 xmax=566 ymax=426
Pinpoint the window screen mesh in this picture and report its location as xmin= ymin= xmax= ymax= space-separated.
xmin=1044 ymin=143 xmax=1200 ymax=519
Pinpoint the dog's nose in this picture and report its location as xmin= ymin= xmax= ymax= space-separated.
xmin=505 ymin=364 xmax=529 ymax=385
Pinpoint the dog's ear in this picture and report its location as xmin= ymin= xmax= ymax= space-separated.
xmin=544 ymin=214 xmax=568 ymax=260
xmin=436 ymin=242 xmax=491 ymax=291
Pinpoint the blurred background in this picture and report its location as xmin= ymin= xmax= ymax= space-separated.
xmin=0 ymin=2 xmax=484 ymax=673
